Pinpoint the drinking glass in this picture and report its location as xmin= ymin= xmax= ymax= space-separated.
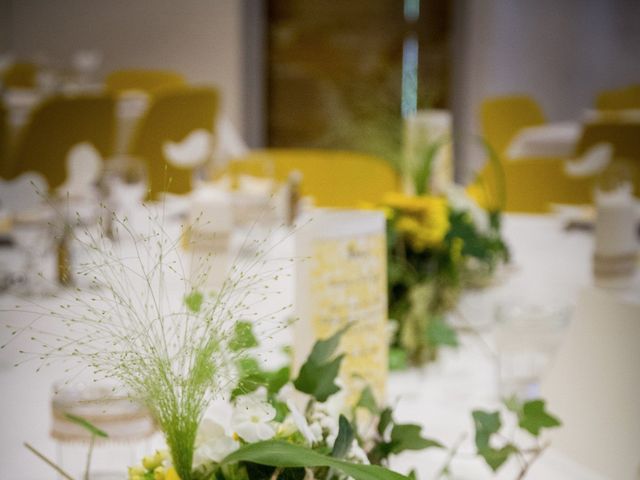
xmin=494 ymin=302 xmax=571 ymax=399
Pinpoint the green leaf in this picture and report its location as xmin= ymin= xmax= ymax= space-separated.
xmin=293 ymin=328 xmax=349 ymax=402
xmin=230 ymin=321 xmax=259 ymax=351
xmin=64 ymin=413 xmax=108 ymax=438
xmin=518 ymin=399 xmax=561 ymax=436
xmin=478 ymin=444 xmax=517 ymax=471
xmin=332 ymin=415 xmax=355 ymax=458
xmin=472 ymin=410 xmax=501 ymax=450
xmin=426 ymin=317 xmax=458 ymax=348
xmin=293 ymin=354 xmax=344 ymax=402
xmin=389 ymin=424 xmax=443 ymax=454
xmin=222 ymin=441 xmax=409 ymax=480
xmin=377 ymin=408 xmax=393 ymax=437
xmin=185 ymin=290 xmax=204 ymax=313
xmin=308 ymin=326 xmax=349 ymax=364
xmin=356 ymin=386 xmax=379 ymax=414
xmin=388 ymin=347 xmax=408 ymax=371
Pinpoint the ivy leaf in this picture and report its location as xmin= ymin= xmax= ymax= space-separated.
xmin=518 ymin=399 xmax=561 ymax=436
xmin=293 ymin=354 xmax=344 ymax=402
xmin=185 ymin=290 xmax=204 ymax=313
xmin=64 ymin=412 xmax=108 ymax=438
xmin=472 ymin=410 xmax=501 ymax=450
xmin=308 ymin=326 xmax=349 ymax=364
xmin=377 ymin=408 xmax=393 ymax=437
xmin=356 ymin=386 xmax=379 ymax=414
xmin=426 ymin=317 xmax=458 ymax=348
xmin=389 ymin=424 xmax=443 ymax=454
xmin=478 ymin=444 xmax=517 ymax=471
xmin=230 ymin=321 xmax=259 ymax=351
xmin=293 ymin=328 xmax=348 ymax=402
xmin=332 ymin=415 xmax=355 ymax=459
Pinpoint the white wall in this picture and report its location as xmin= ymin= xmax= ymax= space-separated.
xmin=3 ymin=0 xmax=248 ymax=132
xmin=453 ymin=0 xmax=640 ymax=181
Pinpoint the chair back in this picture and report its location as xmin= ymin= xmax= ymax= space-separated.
xmin=105 ymin=69 xmax=186 ymax=95
xmin=129 ymin=86 xmax=218 ymax=199
xmin=2 ymin=62 xmax=37 ymax=89
xmin=575 ymin=121 xmax=640 ymax=195
xmin=229 ymin=149 xmax=401 ymax=208
xmin=10 ymin=94 xmax=115 ymax=189
xmin=596 ymin=84 xmax=640 ymax=110
xmin=480 ymin=95 xmax=546 ymax=155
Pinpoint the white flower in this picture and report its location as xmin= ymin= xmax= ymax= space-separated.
xmin=194 ymin=399 xmax=239 ymax=466
xmin=348 ymin=440 xmax=370 ymax=465
xmin=286 ymin=399 xmax=318 ymax=445
xmin=194 ymin=418 xmax=239 ymax=466
xmin=231 ymin=388 xmax=277 ymax=442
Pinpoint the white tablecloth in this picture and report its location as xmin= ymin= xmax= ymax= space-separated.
xmin=0 ymin=213 xmax=633 ymax=479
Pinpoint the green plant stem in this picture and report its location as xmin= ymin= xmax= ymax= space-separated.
xmin=84 ymin=435 xmax=95 ymax=480
xmin=24 ymin=442 xmax=75 ymax=480
xmin=435 ymin=432 xmax=466 ymax=479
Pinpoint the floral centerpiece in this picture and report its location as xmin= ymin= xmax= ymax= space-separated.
xmin=381 ymin=139 xmax=509 ymax=367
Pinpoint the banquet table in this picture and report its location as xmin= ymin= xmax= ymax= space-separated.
xmin=0 ymin=208 xmax=636 ymax=479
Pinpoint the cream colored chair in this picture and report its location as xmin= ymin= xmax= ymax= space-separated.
xmin=8 ymin=94 xmax=115 ymax=190
xmin=228 ymin=149 xmax=401 ymax=208
xmin=128 ymin=86 xmax=218 ymax=199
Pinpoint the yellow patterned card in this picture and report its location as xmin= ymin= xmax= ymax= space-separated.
xmin=294 ymin=210 xmax=388 ymax=405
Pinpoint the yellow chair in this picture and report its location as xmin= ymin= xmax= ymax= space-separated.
xmin=2 ymin=62 xmax=37 ymax=89
xmin=105 ymin=69 xmax=186 ymax=95
xmin=129 ymin=86 xmax=218 ymax=199
xmin=574 ymin=121 xmax=640 ymax=195
xmin=475 ymin=95 xmax=592 ymax=213
xmin=228 ymin=149 xmax=401 ymax=208
xmin=8 ymin=94 xmax=115 ymax=189
xmin=596 ymin=84 xmax=640 ymax=110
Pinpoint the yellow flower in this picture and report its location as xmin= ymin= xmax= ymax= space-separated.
xmin=142 ymin=451 xmax=164 ymax=471
xmin=166 ymin=467 xmax=181 ymax=480
xmin=128 ymin=466 xmax=146 ymax=479
xmin=154 ymin=466 xmax=166 ymax=480
xmin=395 ymin=215 xmax=421 ymax=235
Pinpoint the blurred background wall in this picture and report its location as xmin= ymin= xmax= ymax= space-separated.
xmin=0 ymin=0 xmax=246 ymax=131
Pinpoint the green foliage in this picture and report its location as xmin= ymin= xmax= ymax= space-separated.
xmin=64 ymin=413 xmax=108 ymax=438
xmin=518 ymin=399 xmax=561 ymax=436
xmin=293 ymin=328 xmax=348 ymax=402
xmin=331 ymin=415 xmax=355 ymax=459
xmin=222 ymin=441 xmax=410 ymax=480
xmin=229 ymin=321 xmax=259 ymax=351
xmin=389 ymin=424 xmax=443 ymax=453
xmin=426 ymin=316 xmax=458 ymax=348
xmin=356 ymin=386 xmax=379 ymax=414
xmin=472 ymin=399 xmax=561 ymax=473
xmin=185 ymin=290 xmax=204 ymax=313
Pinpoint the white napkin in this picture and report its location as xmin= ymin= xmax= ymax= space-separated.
xmin=163 ymin=129 xmax=213 ymax=168
xmin=58 ymin=142 xmax=103 ymax=198
xmin=565 ymin=143 xmax=612 ymax=177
